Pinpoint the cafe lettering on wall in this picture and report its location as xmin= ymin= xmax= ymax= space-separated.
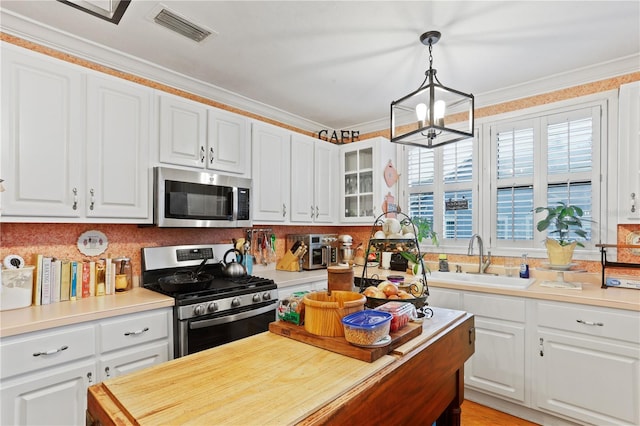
xmin=317 ymin=129 xmax=360 ymax=144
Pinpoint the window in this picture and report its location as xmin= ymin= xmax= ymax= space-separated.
xmin=407 ymin=138 xmax=475 ymax=244
xmin=402 ymin=94 xmax=608 ymax=257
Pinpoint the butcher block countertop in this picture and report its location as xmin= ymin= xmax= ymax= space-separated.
xmin=0 ymin=288 xmax=174 ymax=337
xmin=87 ymin=307 xmax=474 ymax=426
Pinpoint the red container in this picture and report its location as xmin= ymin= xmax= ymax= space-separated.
xmin=375 ymin=301 xmax=416 ymax=332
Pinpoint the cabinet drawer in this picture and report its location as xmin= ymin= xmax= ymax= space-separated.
xmin=537 ymin=301 xmax=640 ymax=344
xmin=98 ymin=309 xmax=170 ymax=353
xmin=462 ymin=292 xmax=525 ymax=322
xmin=0 ymin=324 xmax=95 ymax=379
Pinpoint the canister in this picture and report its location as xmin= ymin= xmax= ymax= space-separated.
xmin=113 ymin=257 xmax=132 ymax=292
xmin=327 ymin=265 xmax=354 ymax=292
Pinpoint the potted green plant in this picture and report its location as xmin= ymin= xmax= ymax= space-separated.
xmin=399 ymin=217 xmax=438 ymax=274
xmin=535 ymin=201 xmax=589 ymax=266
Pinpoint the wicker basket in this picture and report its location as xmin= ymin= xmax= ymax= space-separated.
xmin=303 ymin=291 xmax=366 ymax=337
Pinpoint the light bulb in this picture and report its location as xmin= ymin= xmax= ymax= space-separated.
xmin=415 ymin=103 xmax=427 ymax=126
xmin=434 ymin=100 xmax=446 ymax=126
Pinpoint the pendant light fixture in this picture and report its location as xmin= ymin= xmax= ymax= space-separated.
xmin=390 ymin=31 xmax=474 ymax=148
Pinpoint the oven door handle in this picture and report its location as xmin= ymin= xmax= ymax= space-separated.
xmin=189 ymin=303 xmax=276 ymax=330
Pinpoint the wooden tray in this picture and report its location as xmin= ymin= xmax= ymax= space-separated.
xmin=269 ymin=320 xmax=422 ymax=362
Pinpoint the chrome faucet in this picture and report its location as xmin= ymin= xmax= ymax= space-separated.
xmin=467 ymin=234 xmax=491 ymax=274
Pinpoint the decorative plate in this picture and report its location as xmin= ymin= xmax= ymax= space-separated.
xmin=77 ymin=230 xmax=109 ymax=256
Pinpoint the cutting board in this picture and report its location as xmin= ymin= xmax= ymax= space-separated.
xmin=269 ymin=320 xmax=422 ymax=362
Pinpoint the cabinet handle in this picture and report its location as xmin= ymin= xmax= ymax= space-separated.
xmin=87 ymin=372 xmax=93 ymax=384
xmin=89 ymin=188 xmax=95 ymax=210
xmin=33 ymin=345 xmax=69 ymax=357
xmin=576 ymin=319 xmax=604 ymax=326
xmin=539 ymin=337 xmax=544 ymax=357
xmin=315 ymin=205 xmax=320 ymax=219
xmin=282 ymin=204 xmax=287 ymax=217
xmin=105 ymin=366 xmax=111 ymax=378
xmin=124 ymin=327 xmax=149 ymax=336
xmin=631 ymin=192 xmax=636 ymax=213
xmin=310 ymin=206 xmax=314 ymax=219
xmin=200 ymin=146 xmax=205 ymax=163
xmin=209 ymin=147 xmax=214 ymax=163
xmin=72 ymin=188 xmax=78 ymax=210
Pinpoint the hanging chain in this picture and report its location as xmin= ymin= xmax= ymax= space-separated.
xmin=428 ymin=40 xmax=434 ymax=71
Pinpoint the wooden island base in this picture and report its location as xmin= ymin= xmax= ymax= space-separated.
xmin=87 ymin=308 xmax=474 ymax=425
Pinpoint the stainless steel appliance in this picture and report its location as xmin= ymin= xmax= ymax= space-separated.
xmin=287 ymin=234 xmax=338 ymax=270
xmin=141 ymin=244 xmax=277 ymax=358
xmin=337 ymin=234 xmax=354 ymax=265
xmin=154 ymin=167 xmax=252 ymax=228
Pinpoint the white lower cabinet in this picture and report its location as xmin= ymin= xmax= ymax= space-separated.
xmin=428 ymin=287 xmax=640 ymax=425
xmin=0 ymin=308 xmax=172 ymax=425
xmin=1 ymin=360 xmax=97 ymax=426
xmin=462 ymin=292 xmax=527 ymax=404
xmin=534 ymin=301 xmax=640 ymax=426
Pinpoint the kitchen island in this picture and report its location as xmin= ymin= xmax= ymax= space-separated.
xmin=87 ymin=307 xmax=474 ymax=425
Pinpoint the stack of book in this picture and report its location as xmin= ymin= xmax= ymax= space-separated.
xmin=31 ymin=254 xmax=121 ymax=306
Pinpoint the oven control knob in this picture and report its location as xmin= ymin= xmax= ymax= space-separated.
xmin=252 ymin=294 xmax=261 ymax=303
xmin=207 ymin=302 xmax=218 ymax=313
xmin=193 ymin=305 xmax=206 ymax=316
xmin=262 ymin=292 xmax=272 ymax=301
xmin=231 ymin=297 xmax=241 ymax=307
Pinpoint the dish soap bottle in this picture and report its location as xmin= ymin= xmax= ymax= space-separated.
xmin=519 ymin=254 xmax=530 ymax=279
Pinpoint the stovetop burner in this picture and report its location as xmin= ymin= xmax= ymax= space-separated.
xmin=141 ymin=243 xmax=277 ymax=307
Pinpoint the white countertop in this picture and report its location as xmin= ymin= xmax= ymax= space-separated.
xmin=0 ymin=287 xmax=174 ymax=338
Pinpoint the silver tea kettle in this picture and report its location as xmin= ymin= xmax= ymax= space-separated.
xmin=222 ymin=248 xmax=247 ymax=277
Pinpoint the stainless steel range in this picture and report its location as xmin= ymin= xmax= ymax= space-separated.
xmin=141 ymin=244 xmax=277 ymax=358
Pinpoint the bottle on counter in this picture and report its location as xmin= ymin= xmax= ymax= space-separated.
xmin=519 ymin=254 xmax=530 ymax=279
xmin=438 ymin=254 xmax=449 ymax=272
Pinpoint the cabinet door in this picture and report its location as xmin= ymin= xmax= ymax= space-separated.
xmin=159 ymin=95 xmax=207 ymax=168
xmin=314 ymin=141 xmax=338 ymax=223
xmin=251 ymin=122 xmax=291 ymax=222
xmin=207 ymin=108 xmax=249 ymax=175
xmin=0 ymin=360 xmax=96 ymax=426
xmin=290 ymin=134 xmax=315 ymax=222
xmin=98 ymin=341 xmax=170 ymax=381
xmin=1 ymin=46 xmax=84 ymax=219
xmin=86 ymin=74 xmax=152 ymax=220
xmin=465 ymin=317 xmax=526 ymax=402
xmin=535 ymin=329 xmax=640 ymax=425
xmin=618 ymin=81 xmax=640 ymax=222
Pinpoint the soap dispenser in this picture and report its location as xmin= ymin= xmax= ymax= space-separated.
xmin=519 ymin=254 xmax=530 ymax=279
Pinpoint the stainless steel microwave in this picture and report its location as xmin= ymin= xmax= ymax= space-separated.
xmin=154 ymin=167 xmax=251 ymax=228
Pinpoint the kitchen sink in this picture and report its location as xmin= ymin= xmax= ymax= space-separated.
xmin=426 ymin=271 xmax=535 ymax=289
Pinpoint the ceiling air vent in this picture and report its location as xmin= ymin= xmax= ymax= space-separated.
xmin=153 ymin=7 xmax=213 ymax=42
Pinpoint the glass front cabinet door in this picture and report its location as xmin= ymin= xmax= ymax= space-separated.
xmin=339 ymin=137 xmax=396 ymax=223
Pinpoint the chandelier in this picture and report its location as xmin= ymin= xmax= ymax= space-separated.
xmin=390 ymin=31 xmax=474 ymax=148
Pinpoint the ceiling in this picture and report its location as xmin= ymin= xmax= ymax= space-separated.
xmin=1 ymin=1 xmax=639 ymax=133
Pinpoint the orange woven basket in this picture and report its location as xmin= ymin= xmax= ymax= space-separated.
xmin=303 ymin=291 xmax=366 ymax=337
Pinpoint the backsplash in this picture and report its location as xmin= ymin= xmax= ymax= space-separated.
xmin=2 ymin=222 xmax=638 ymax=280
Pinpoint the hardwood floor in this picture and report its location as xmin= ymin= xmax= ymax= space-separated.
xmin=461 ymin=400 xmax=539 ymax=426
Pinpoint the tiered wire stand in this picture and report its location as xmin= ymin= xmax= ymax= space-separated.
xmin=358 ymin=212 xmax=433 ymax=318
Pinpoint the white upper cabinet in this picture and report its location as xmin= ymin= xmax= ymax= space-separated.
xmin=158 ymin=94 xmax=250 ymax=176
xmin=1 ymin=45 xmax=154 ymax=223
xmin=85 ymin=74 xmax=152 ymax=220
xmin=290 ymin=133 xmax=338 ymax=223
xmin=159 ymin=94 xmax=207 ymax=168
xmin=1 ymin=45 xmax=84 ymax=219
xmin=207 ymin=108 xmax=250 ymax=175
xmin=339 ymin=137 xmax=397 ymax=223
xmin=251 ymin=121 xmax=291 ymax=222
xmin=618 ymin=81 xmax=640 ymax=222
